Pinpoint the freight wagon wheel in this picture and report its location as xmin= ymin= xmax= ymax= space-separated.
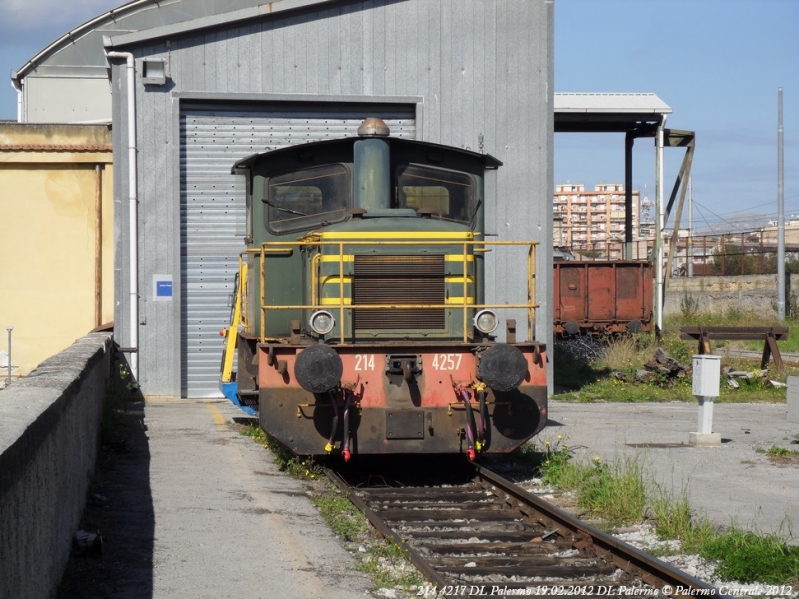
xmin=564 ymin=320 xmax=580 ymax=336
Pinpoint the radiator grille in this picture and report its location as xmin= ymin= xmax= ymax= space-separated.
xmin=353 ymin=255 xmax=446 ymax=330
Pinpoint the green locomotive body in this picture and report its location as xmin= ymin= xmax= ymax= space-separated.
xmin=222 ymin=119 xmax=547 ymax=460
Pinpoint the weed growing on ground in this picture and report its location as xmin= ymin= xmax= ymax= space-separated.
xmin=240 ymin=422 xmax=269 ymax=446
xmin=576 ymin=457 xmax=647 ymax=528
xmin=557 ymin=378 xmax=695 ymax=403
xmin=680 ymin=293 xmax=700 ymax=319
xmin=534 ymin=446 xmax=799 ymax=584
xmin=764 ymin=445 xmax=799 ymax=457
xmin=536 ymin=440 xmax=646 ymax=528
xmin=755 ymin=445 xmax=799 ymax=466
xmin=649 ymin=490 xmax=717 ymax=554
xmin=553 ymin=340 xmax=609 ymax=389
xmin=239 ymin=422 xmax=424 ymax=594
xmin=537 ymin=435 xmax=573 ymax=486
xmin=240 ymin=423 xmax=322 ymax=479
xmin=356 ymin=541 xmax=425 ymax=590
xmin=554 ymin=310 xmax=799 ymax=402
xmin=311 ymin=491 xmax=367 ymax=541
xmin=700 ymin=528 xmax=799 ymax=585
xmin=596 ymin=334 xmax=658 ymax=373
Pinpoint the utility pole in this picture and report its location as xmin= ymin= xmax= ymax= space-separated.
xmin=688 ymin=176 xmax=693 ymax=277
xmin=777 ymin=87 xmax=785 ymax=320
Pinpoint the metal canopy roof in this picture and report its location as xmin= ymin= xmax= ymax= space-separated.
xmin=554 ymin=92 xmax=672 ymax=134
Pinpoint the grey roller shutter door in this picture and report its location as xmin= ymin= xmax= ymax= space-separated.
xmin=180 ymin=103 xmax=416 ymax=397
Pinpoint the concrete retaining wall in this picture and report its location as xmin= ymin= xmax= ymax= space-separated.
xmin=0 ymin=332 xmax=113 ymax=599
xmin=665 ymin=274 xmax=798 ymax=316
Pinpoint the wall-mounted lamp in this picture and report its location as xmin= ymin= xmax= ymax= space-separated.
xmin=141 ymin=58 xmax=169 ymax=86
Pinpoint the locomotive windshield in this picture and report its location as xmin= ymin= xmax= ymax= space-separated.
xmin=396 ymin=164 xmax=475 ymax=224
xmin=265 ymin=163 xmax=350 ymax=233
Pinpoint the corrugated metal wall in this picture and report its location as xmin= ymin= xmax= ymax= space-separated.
xmin=179 ymin=103 xmax=415 ymax=396
xmin=112 ymin=0 xmax=553 ymax=398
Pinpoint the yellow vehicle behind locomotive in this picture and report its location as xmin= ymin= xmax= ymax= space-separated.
xmin=220 ymin=118 xmax=547 ymax=460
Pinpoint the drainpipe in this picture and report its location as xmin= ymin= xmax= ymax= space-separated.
xmin=10 ymin=76 xmax=22 ymax=122
xmin=95 ymin=164 xmax=104 ymax=328
xmin=106 ymin=51 xmax=139 ymax=380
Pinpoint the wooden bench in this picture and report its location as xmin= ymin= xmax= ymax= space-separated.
xmin=679 ymin=326 xmax=789 ymax=369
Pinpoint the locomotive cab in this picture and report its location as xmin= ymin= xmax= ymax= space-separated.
xmin=222 ymin=118 xmax=547 ymax=459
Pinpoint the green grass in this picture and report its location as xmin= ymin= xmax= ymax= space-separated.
xmin=763 ymin=445 xmax=799 ymax=457
xmin=356 ymin=541 xmax=425 ymax=590
xmin=313 ymin=489 xmax=425 ymax=590
xmin=537 ymin=439 xmax=647 ymax=527
xmin=671 ymin=306 xmax=799 ymax=352
xmin=527 ymin=440 xmax=799 ymax=585
xmin=554 ymin=309 xmax=799 ymax=403
xmin=240 ymin=423 xmax=323 ymax=479
xmin=577 ymin=459 xmax=647 ymax=528
xmin=311 ymin=491 xmax=367 ymax=541
xmin=700 ymin=528 xmax=799 ymax=584
xmin=649 ymin=489 xmax=718 ymax=554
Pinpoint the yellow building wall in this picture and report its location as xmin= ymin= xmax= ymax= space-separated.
xmin=0 ymin=124 xmax=114 ymax=377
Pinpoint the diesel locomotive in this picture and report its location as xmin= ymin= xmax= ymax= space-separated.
xmin=220 ymin=118 xmax=547 ymax=460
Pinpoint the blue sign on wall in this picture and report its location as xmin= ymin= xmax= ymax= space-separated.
xmin=153 ymin=275 xmax=173 ymax=301
xmin=156 ymin=281 xmax=172 ymax=297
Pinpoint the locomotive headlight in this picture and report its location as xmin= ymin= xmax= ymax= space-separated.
xmin=473 ymin=310 xmax=499 ymax=334
xmin=309 ymin=310 xmax=335 ymax=335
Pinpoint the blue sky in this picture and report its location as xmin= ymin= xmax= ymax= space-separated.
xmin=1 ymin=0 xmax=796 ymax=232
xmin=555 ymin=0 xmax=798 ymax=232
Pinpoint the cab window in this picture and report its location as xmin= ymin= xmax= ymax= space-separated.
xmin=396 ymin=164 xmax=475 ymax=224
xmin=265 ymin=164 xmax=349 ymax=233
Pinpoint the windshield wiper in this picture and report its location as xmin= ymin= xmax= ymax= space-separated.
xmin=469 ymin=198 xmax=483 ymax=230
xmin=262 ymin=198 xmax=308 ymax=216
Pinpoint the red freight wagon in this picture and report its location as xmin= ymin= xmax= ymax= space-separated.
xmin=553 ymin=261 xmax=653 ymax=335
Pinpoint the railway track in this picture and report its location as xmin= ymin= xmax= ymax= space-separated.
xmin=327 ymin=461 xmax=723 ymax=598
xmin=714 ymin=347 xmax=799 ymax=365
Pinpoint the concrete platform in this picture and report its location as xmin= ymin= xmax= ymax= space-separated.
xmin=545 ymin=400 xmax=799 ymax=542
xmin=59 ymin=397 xmax=373 ymax=599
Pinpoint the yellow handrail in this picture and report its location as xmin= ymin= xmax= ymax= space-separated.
xmin=250 ymin=239 xmax=538 ymax=343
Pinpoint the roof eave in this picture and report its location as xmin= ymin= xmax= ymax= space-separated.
xmin=104 ymin=0 xmax=342 ymax=49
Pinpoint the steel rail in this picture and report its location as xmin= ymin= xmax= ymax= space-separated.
xmin=473 ymin=464 xmax=724 ymax=597
xmin=328 ymin=462 xmax=729 ymax=599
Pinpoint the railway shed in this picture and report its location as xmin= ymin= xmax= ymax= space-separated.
xmin=12 ymin=0 xmax=554 ymax=398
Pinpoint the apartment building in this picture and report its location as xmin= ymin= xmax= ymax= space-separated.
xmin=554 ymin=183 xmax=642 ymax=259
